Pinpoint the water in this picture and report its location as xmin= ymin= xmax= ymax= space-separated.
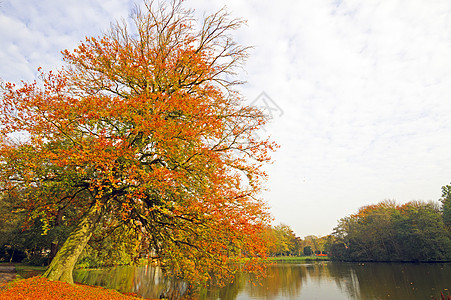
xmin=73 ymin=262 xmax=451 ymax=299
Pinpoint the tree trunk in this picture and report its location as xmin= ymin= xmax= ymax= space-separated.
xmin=42 ymin=204 xmax=101 ymax=283
xmin=9 ymin=248 xmax=15 ymax=263
xmin=48 ymin=208 xmax=64 ymax=265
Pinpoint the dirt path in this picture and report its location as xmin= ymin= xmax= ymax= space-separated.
xmin=0 ymin=265 xmax=17 ymax=286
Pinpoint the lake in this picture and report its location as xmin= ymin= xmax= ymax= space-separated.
xmin=73 ymin=261 xmax=451 ymax=299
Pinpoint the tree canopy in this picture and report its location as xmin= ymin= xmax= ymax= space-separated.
xmin=329 ymin=199 xmax=451 ymax=262
xmin=269 ymin=224 xmax=297 ymax=256
xmin=0 ymin=0 xmax=275 ymax=284
xmin=441 ymin=183 xmax=451 ymax=229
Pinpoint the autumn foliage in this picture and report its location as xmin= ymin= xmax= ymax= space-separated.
xmin=0 ymin=277 xmax=146 ymax=300
xmin=0 ymin=0 xmax=275 ymax=285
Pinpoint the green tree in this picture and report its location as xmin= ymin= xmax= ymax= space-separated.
xmin=396 ymin=201 xmax=451 ymax=261
xmin=0 ymin=191 xmax=75 ymax=265
xmin=303 ymin=246 xmax=313 ymax=256
xmin=293 ymin=236 xmax=302 ymax=256
xmin=440 ymin=183 xmax=451 ymax=229
xmin=271 ymin=224 xmax=296 ymax=256
xmin=0 ymin=193 xmax=27 ymax=263
xmin=329 ymin=199 xmax=451 ymax=262
xmin=329 ymin=242 xmax=347 ymax=260
xmin=322 ymin=235 xmax=336 ymax=254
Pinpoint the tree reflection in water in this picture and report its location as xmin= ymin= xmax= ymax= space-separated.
xmin=74 ymin=265 xmax=188 ymax=299
xmin=74 ymin=262 xmax=451 ymax=300
xmin=327 ymin=262 xmax=451 ymax=300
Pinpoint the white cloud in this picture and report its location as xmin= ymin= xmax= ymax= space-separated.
xmin=0 ymin=0 xmax=135 ymax=81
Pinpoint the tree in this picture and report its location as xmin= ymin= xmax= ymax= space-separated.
xmin=440 ymin=183 xmax=451 ymax=229
xmin=328 ymin=242 xmax=347 ymax=260
xmin=303 ymin=246 xmax=312 ymax=256
xmin=0 ymin=193 xmax=27 ymax=263
xmin=271 ymin=224 xmax=296 ymax=256
xmin=293 ymin=236 xmax=303 ymax=256
xmin=0 ymin=0 xmax=275 ymax=284
xmin=303 ymin=235 xmax=318 ymax=252
xmin=396 ymin=201 xmax=451 ymax=261
xmin=329 ymin=199 xmax=451 ymax=262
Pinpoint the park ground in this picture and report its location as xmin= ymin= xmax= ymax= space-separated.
xmin=0 ymin=263 xmax=151 ymax=300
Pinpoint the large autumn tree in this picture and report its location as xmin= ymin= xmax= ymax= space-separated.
xmin=0 ymin=0 xmax=275 ymax=284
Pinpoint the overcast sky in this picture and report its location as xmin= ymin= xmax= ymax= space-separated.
xmin=1 ymin=0 xmax=451 ymax=238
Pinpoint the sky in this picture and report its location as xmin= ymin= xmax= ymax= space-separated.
xmin=1 ymin=0 xmax=451 ymax=238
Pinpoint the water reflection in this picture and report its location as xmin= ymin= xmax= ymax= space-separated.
xmin=204 ymin=263 xmax=349 ymax=300
xmin=73 ymin=262 xmax=451 ymax=299
xmin=74 ymin=265 xmax=189 ymax=299
xmin=327 ymin=262 xmax=451 ymax=300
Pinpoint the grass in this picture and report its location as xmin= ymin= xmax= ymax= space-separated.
xmin=0 ymin=276 xmax=151 ymax=300
xmin=266 ymin=256 xmax=330 ymax=262
xmin=13 ymin=264 xmax=46 ymax=279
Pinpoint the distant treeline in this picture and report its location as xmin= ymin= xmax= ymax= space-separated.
xmin=264 ymin=224 xmax=333 ymax=257
xmin=328 ymin=184 xmax=451 ymax=262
